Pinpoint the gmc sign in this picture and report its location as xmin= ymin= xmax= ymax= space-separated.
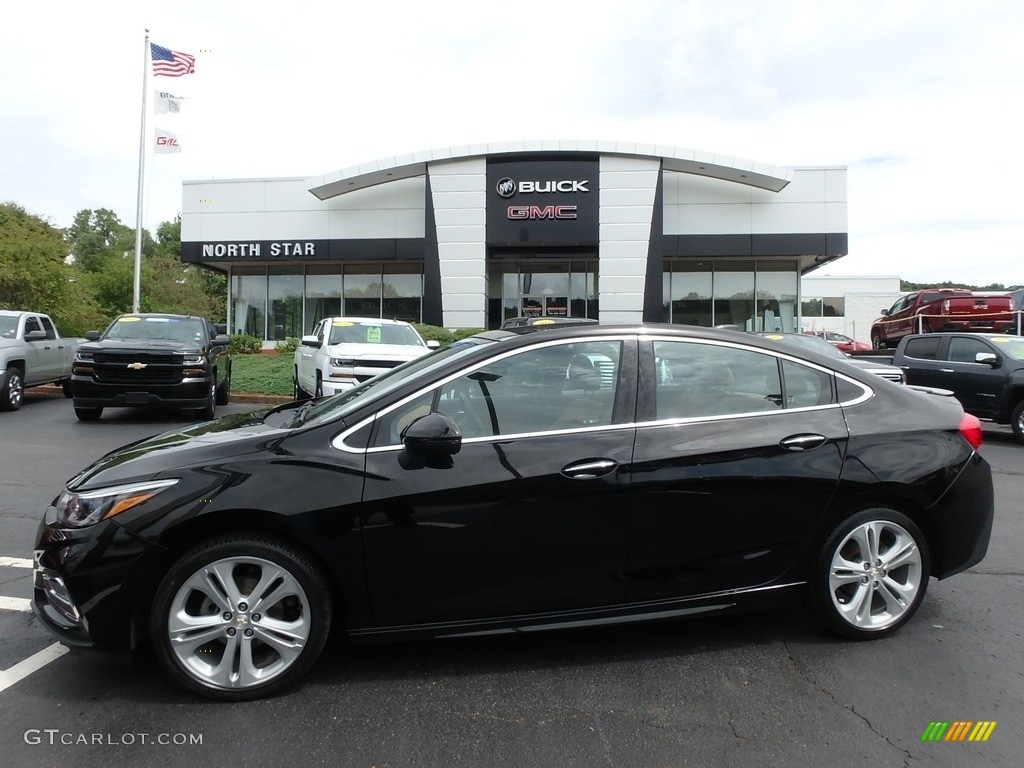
xmin=507 ymin=205 xmax=578 ymax=220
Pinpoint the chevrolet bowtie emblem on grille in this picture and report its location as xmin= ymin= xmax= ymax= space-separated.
xmin=127 ymin=362 xmax=148 ymax=370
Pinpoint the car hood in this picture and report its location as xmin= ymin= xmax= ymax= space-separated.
xmin=80 ymin=339 xmax=202 ymax=354
xmin=325 ymin=342 xmax=427 ymax=360
xmin=67 ymin=408 xmax=291 ymax=491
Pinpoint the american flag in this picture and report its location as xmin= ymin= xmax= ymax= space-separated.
xmin=151 ymin=43 xmax=195 ymax=77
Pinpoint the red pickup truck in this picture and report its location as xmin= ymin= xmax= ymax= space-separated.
xmin=870 ymin=289 xmax=1014 ymax=349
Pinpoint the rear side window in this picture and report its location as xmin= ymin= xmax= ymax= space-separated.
xmin=903 ymin=337 xmax=941 ymax=360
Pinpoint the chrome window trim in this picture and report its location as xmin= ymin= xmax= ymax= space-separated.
xmin=331 ymin=334 xmax=632 ymax=454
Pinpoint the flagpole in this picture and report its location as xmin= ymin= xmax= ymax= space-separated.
xmin=132 ymin=29 xmax=149 ymax=313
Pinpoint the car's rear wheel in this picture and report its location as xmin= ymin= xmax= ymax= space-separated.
xmin=150 ymin=534 xmax=332 ymax=701
xmin=810 ymin=508 xmax=929 ymax=639
xmin=1011 ymin=400 xmax=1024 ymax=443
xmin=0 ymin=366 xmax=24 ymax=411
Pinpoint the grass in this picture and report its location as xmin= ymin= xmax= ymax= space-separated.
xmin=230 ymin=352 xmax=293 ymax=395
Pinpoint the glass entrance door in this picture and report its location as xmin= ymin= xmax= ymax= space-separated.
xmin=489 ymin=254 xmax=599 ymax=328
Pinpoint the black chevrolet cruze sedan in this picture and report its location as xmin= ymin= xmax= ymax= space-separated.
xmin=33 ymin=324 xmax=994 ymax=700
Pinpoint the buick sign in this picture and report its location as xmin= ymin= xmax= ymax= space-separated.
xmin=496 ymin=177 xmax=517 ymax=199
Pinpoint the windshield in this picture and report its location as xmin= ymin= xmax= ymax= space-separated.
xmin=990 ymin=337 xmax=1024 ymax=361
xmin=0 ymin=316 xmax=17 ymax=338
xmin=327 ymin=321 xmax=423 ymax=346
xmin=105 ymin=316 xmax=205 ymax=344
xmin=300 ymin=337 xmax=494 ymax=427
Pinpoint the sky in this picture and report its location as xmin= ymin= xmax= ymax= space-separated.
xmin=2 ymin=0 xmax=1022 ymax=286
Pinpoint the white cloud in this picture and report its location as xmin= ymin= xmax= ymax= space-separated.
xmin=2 ymin=0 xmax=1022 ymax=284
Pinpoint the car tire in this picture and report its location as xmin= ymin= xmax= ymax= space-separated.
xmin=870 ymin=332 xmax=884 ymax=351
xmin=61 ymin=379 xmax=74 ymax=398
xmin=1011 ymin=400 xmax=1024 ymax=443
xmin=196 ymin=382 xmax=216 ymax=420
xmin=315 ymin=373 xmax=323 ymax=399
xmin=215 ymin=371 xmax=231 ymax=406
xmin=0 ymin=366 xmax=24 ymax=411
xmin=809 ymin=507 xmax=929 ymax=640
xmin=293 ymin=367 xmax=309 ymax=401
xmin=74 ymin=406 xmax=102 ymax=421
xmin=150 ymin=533 xmax=332 ymax=701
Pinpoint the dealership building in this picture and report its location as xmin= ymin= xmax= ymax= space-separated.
xmin=180 ymin=140 xmax=848 ymax=339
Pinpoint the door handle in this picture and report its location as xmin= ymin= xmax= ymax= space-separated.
xmin=780 ymin=434 xmax=827 ymax=451
xmin=561 ymin=459 xmax=618 ymax=479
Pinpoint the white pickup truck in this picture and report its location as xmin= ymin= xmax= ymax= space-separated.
xmin=0 ymin=310 xmax=79 ymax=411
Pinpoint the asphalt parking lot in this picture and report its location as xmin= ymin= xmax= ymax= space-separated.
xmin=0 ymin=392 xmax=1020 ymax=767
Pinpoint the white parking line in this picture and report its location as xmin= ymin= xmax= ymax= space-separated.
xmin=0 ymin=596 xmax=32 ymax=612
xmin=0 ymin=557 xmax=32 ymax=569
xmin=0 ymin=643 xmax=69 ymax=693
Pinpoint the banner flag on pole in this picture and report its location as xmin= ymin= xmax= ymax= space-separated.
xmin=154 ymin=128 xmax=182 ymax=154
xmin=154 ymin=90 xmax=184 ymax=114
xmin=151 ymin=43 xmax=195 ymax=77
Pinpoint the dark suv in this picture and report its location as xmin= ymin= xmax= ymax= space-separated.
xmin=71 ymin=314 xmax=231 ymax=421
xmin=892 ymin=333 xmax=1024 ymax=441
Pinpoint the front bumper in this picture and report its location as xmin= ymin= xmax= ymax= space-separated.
xmin=32 ymin=508 xmax=161 ymax=651
xmin=71 ymin=376 xmax=211 ymax=409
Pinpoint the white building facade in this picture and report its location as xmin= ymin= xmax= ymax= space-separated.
xmin=180 ymin=141 xmax=848 ymax=339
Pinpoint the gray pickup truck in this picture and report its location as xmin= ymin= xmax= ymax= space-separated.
xmin=0 ymin=310 xmax=79 ymax=411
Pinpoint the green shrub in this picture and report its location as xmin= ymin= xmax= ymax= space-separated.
xmin=230 ymin=352 xmax=293 ymax=395
xmin=452 ymin=328 xmax=485 ymax=340
xmin=274 ymin=337 xmax=300 ymax=356
xmin=413 ymin=324 xmax=455 ymax=346
xmin=229 ymin=334 xmax=264 ymax=355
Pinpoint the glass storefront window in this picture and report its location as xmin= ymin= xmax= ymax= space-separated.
xmin=343 ymin=265 xmax=382 ymax=318
xmin=667 ymin=261 xmax=713 ymax=326
xmin=714 ymin=260 xmax=755 ymax=330
xmin=382 ymin=264 xmax=423 ymax=323
xmin=305 ymin=267 xmax=342 ymax=334
xmin=230 ymin=268 xmax=267 ymax=338
xmin=268 ymin=268 xmax=304 ymax=341
xmin=755 ymin=261 xmax=798 ymax=332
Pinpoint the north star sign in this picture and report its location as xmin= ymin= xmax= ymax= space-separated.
xmin=200 ymin=242 xmax=318 ymax=258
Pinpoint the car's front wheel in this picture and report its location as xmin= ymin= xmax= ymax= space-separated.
xmin=0 ymin=366 xmax=24 ymax=411
xmin=150 ymin=533 xmax=332 ymax=701
xmin=196 ymin=381 xmax=216 ymax=420
xmin=74 ymin=406 xmax=102 ymax=421
xmin=870 ymin=332 xmax=884 ymax=351
xmin=810 ymin=508 xmax=929 ymax=639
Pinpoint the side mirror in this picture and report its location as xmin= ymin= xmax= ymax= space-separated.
xmin=24 ymin=329 xmax=47 ymax=341
xmin=214 ymin=323 xmax=228 ymax=335
xmin=401 ymin=412 xmax=462 ymax=456
xmin=213 ymin=334 xmax=231 ymax=345
xmin=300 ymin=334 xmax=322 ymax=349
xmin=426 ymin=340 xmax=441 ymax=349
xmin=85 ymin=331 xmax=101 ymax=341
xmin=880 ymin=309 xmax=890 ymax=316
xmin=975 ymin=352 xmax=999 ymax=367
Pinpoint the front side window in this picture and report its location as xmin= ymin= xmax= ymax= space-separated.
xmin=946 ymin=337 xmax=994 ymax=364
xmin=374 ymin=340 xmax=623 ymax=446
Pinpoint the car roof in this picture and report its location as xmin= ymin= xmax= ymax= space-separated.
xmin=320 ymin=317 xmax=412 ymax=326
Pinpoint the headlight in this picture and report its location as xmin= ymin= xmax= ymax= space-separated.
xmin=53 ymin=479 xmax=179 ymax=528
xmin=182 ymin=354 xmax=205 ymax=366
xmin=330 ymin=358 xmax=357 ymax=368
xmin=76 ymin=350 xmax=94 ymax=362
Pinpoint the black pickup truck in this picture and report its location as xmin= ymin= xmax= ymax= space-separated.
xmin=71 ymin=313 xmax=231 ymax=421
xmin=892 ymin=333 xmax=1024 ymax=442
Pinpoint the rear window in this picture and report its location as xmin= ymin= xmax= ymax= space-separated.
xmin=903 ymin=337 xmax=941 ymax=360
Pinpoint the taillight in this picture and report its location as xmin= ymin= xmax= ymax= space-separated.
xmin=959 ymin=413 xmax=983 ymax=450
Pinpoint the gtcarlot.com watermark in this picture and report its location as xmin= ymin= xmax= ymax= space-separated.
xmin=24 ymin=729 xmax=202 ymax=746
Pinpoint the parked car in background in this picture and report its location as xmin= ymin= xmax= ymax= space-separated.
xmin=0 ymin=310 xmax=79 ymax=411
xmin=892 ymin=332 xmax=1024 ymax=442
xmin=870 ymin=289 xmax=1014 ymax=350
xmin=71 ymin=314 xmax=231 ymax=421
xmin=294 ymin=317 xmax=436 ymax=398
xmin=810 ymin=330 xmax=872 ymax=354
xmin=33 ymin=324 xmax=992 ymax=700
xmin=756 ymin=332 xmax=906 ymax=384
